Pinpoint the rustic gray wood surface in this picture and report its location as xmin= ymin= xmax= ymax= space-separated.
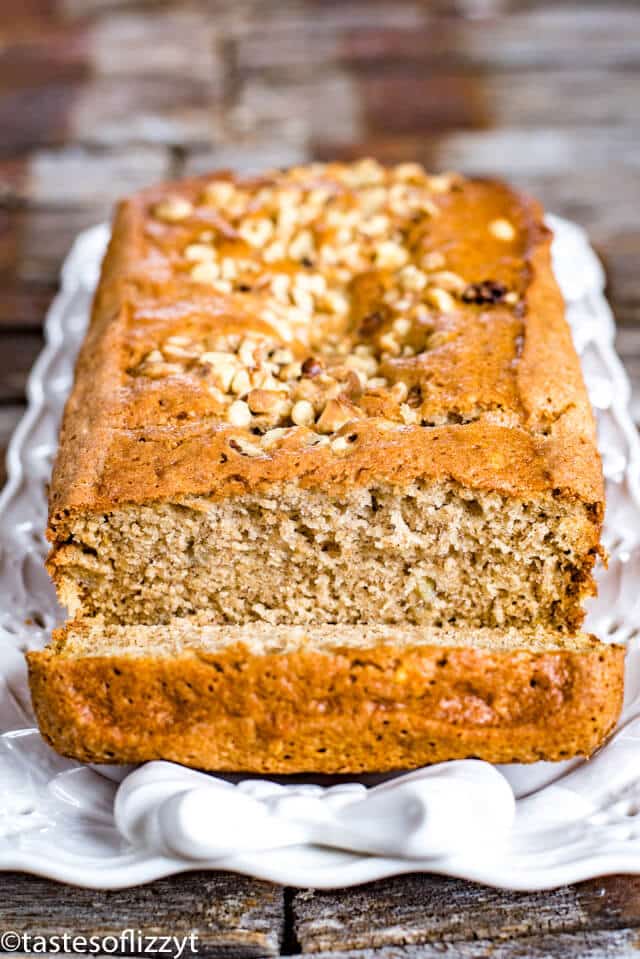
xmin=292 ymin=875 xmax=640 ymax=953
xmin=1 ymin=0 xmax=639 ymax=955
xmin=0 ymin=872 xmax=284 ymax=958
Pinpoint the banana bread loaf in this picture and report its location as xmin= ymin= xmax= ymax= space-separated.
xmin=28 ymin=159 xmax=623 ymax=771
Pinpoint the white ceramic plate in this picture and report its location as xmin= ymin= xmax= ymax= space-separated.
xmin=1 ymin=216 xmax=640 ymax=890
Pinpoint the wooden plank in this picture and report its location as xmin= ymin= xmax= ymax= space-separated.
xmin=481 ymin=69 xmax=640 ymax=128
xmin=60 ymin=0 xmax=161 ymax=15
xmin=70 ymin=77 xmax=219 ymax=149
xmin=0 ymin=148 xmax=170 ymax=210
xmin=231 ymin=5 xmax=640 ymax=71
xmin=339 ymin=7 xmax=640 ymax=71
xmin=0 ymin=283 xmax=56 ymax=331
xmin=22 ymin=146 xmax=171 ymax=207
xmin=184 ymin=142 xmax=309 ymax=178
xmin=356 ymin=71 xmax=485 ymax=135
xmin=0 ymin=1 xmax=68 ymax=33
xmin=0 ymin=13 xmax=218 ymax=153
xmin=0 ymin=333 xmax=43 ymax=402
xmin=0 ymin=12 xmax=88 ymax=172
xmin=600 ymin=230 xmax=640 ymax=332
xmin=220 ymin=69 xmax=362 ymax=149
xmin=287 ymin=926 xmax=640 ymax=957
xmin=0 ymin=207 xmax=108 ymax=288
xmin=357 ymin=69 xmax=640 ymax=134
xmin=0 ymin=18 xmax=89 ymax=156
xmin=0 ymin=23 xmax=86 ymax=80
xmin=312 ymin=132 xmax=640 ymax=189
xmin=87 ymin=8 xmax=223 ymax=84
xmin=292 ymin=875 xmax=640 ymax=954
xmin=0 ymin=871 xmax=284 ymax=958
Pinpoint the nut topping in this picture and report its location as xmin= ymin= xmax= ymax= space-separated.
xmin=291 ymin=400 xmax=316 ymax=427
xmin=316 ymin=398 xmax=358 ymax=434
xmin=227 ymin=400 xmax=252 ymax=428
xmin=462 ymin=280 xmax=508 ymax=305
xmin=489 ymin=218 xmax=516 ymax=241
xmin=153 ymin=196 xmax=193 ymax=222
xmin=300 ymin=357 xmax=322 ymax=377
xmin=136 ymin=163 xmax=526 ymax=447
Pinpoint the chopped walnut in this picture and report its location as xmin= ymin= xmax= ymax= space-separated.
xmin=229 ymin=435 xmax=264 ymax=457
xmin=153 ymin=196 xmax=193 ymax=222
xmin=291 ymin=399 xmax=316 ymax=427
xmin=421 ymin=250 xmax=446 ymax=270
xmin=247 ymin=389 xmax=290 ymax=415
xmin=489 ymin=218 xmax=516 ymax=241
xmin=301 ymin=357 xmax=323 ymax=377
xmin=190 ymin=261 xmax=220 ymax=283
xmin=428 ymin=271 xmax=466 ymax=293
xmin=358 ymin=311 xmax=386 ymax=337
xmin=426 ymin=288 xmax=456 ymax=313
xmin=462 ymin=280 xmax=509 ymax=305
xmin=316 ymin=398 xmax=359 ymax=434
xmin=227 ymin=400 xmax=252 ymax=428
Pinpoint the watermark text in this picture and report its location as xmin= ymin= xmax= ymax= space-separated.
xmin=0 ymin=929 xmax=199 ymax=956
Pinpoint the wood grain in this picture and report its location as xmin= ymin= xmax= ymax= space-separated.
xmin=286 ymin=927 xmax=640 ymax=957
xmin=0 ymin=284 xmax=56 ymax=331
xmin=0 ymin=872 xmax=284 ymax=958
xmin=1 ymin=208 xmax=109 ymax=289
xmin=0 ymin=334 xmax=43 ymax=402
xmin=292 ymin=875 xmax=640 ymax=954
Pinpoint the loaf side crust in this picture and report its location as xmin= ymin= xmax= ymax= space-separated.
xmin=47 ymin=165 xmax=604 ymax=538
xmin=28 ymin=636 xmax=624 ymax=772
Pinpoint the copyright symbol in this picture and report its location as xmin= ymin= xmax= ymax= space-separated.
xmin=0 ymin=932 xmax=22 ymax=951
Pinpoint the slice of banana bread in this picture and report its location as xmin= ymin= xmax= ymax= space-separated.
xmin=30 ymin=160 xmax=621 ymax=770
xmin=28 ymin=622 xmax=624 ymax=772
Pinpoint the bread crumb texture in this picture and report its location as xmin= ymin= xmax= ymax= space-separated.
xmin=52 ymin=482 xmax=598 ymax=632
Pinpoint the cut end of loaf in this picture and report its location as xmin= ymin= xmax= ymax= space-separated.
xmin=28 ymin=620 xmax=624 ymax=773
xmin=49 ymin=480 xmax=600 ymax=633
xmin=50 ymin=620 xmax=606 ymax=658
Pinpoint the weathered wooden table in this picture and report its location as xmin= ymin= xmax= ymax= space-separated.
xmin=1 ymin=1 xmax=639 ymax=955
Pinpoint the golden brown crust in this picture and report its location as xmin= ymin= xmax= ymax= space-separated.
xmin=27 ymin=636 xmax=624 ymax=773
xmin=47 ymin=163 xmax=604 ymax=542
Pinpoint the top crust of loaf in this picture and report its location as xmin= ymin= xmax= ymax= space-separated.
xmin=47 ymin=161 xmax=603 ymax=537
